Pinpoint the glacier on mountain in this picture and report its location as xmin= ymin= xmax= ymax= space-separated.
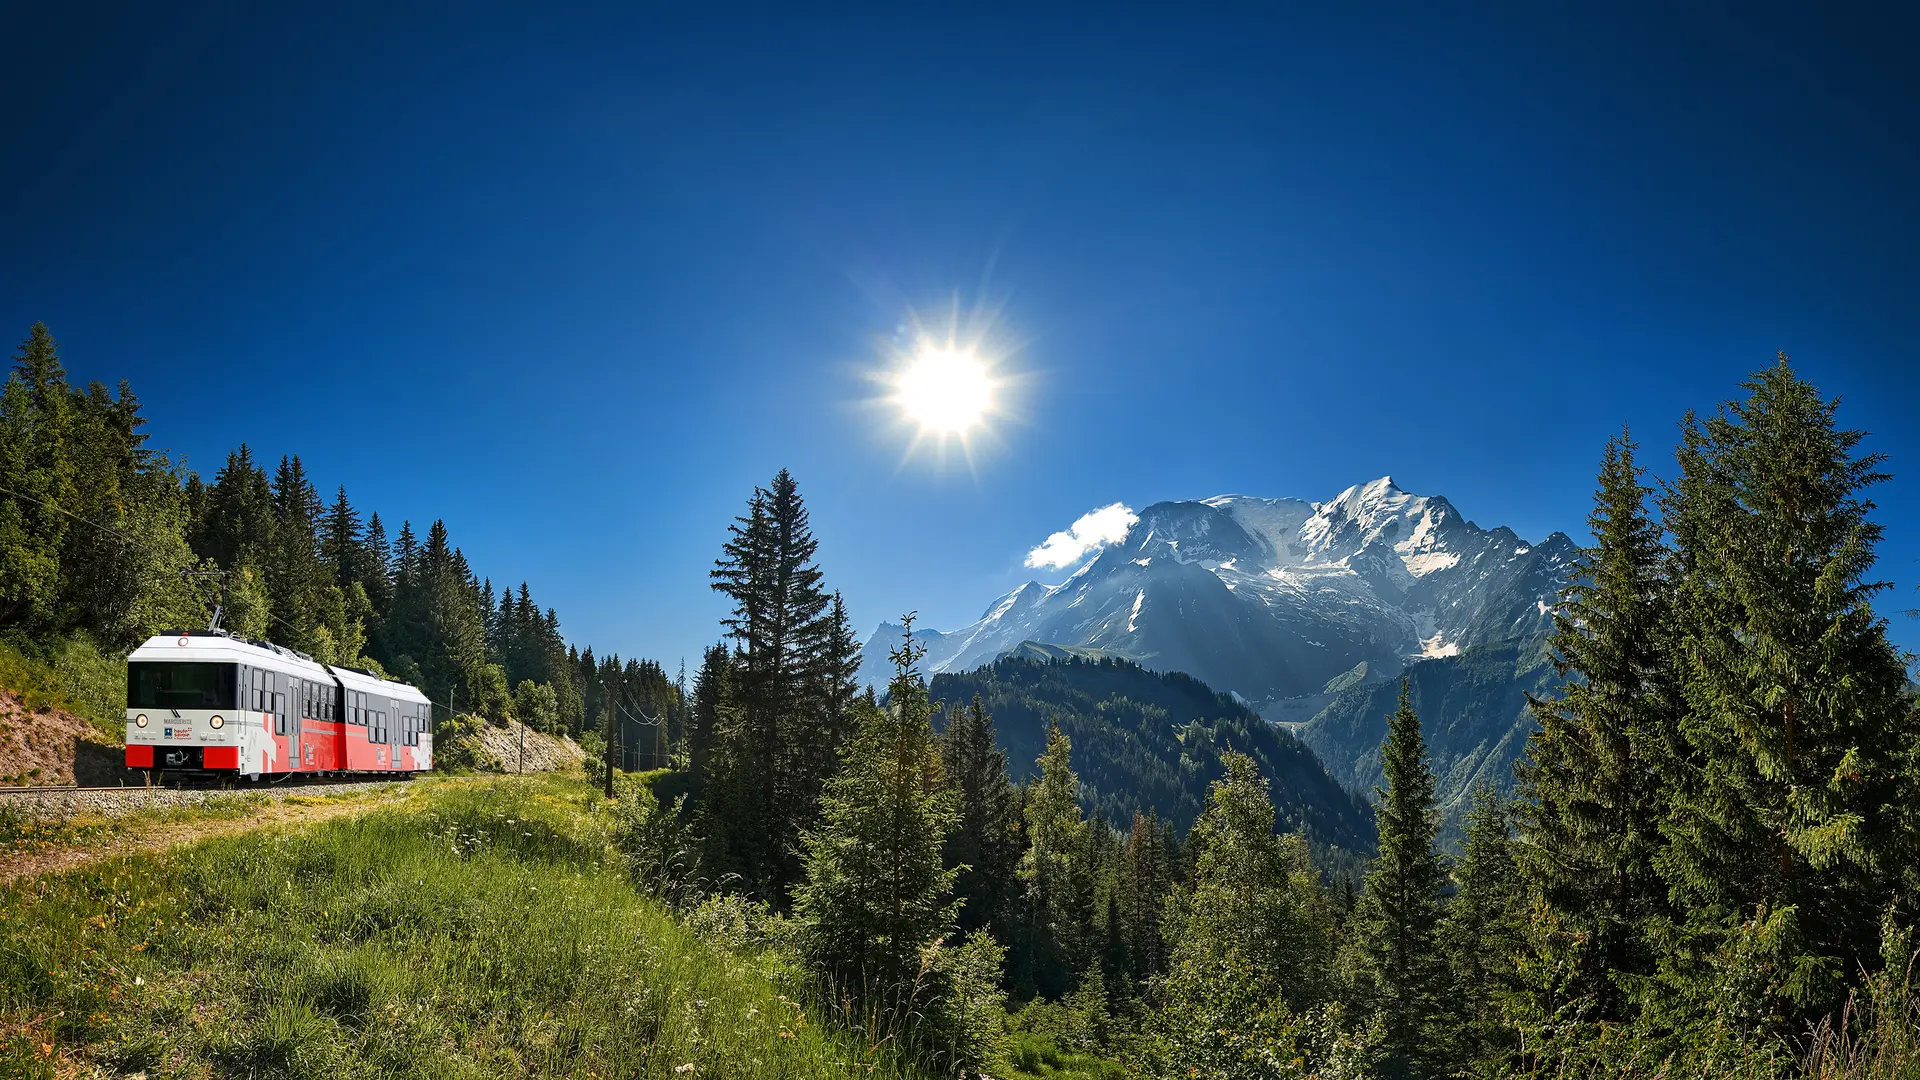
xmin=859 ymin=477 xmax=1576 ymax=718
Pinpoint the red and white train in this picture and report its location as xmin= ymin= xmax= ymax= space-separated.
xmin=125 ymin=630 xmax=433 ymax=777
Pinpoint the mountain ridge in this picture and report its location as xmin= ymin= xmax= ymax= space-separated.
xmin=860 ymin=477 xmax=1576 ymax=710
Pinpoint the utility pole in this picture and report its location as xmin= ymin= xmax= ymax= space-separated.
xmin=602 ymin=695 xmax=616 ymax=800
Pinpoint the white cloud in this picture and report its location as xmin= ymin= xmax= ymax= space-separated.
xmin=1026 ymin=503 xmax=1139 ymax=570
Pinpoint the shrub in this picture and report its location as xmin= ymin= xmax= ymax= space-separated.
xmin=430 ymin=713 xmax=502 ymax=773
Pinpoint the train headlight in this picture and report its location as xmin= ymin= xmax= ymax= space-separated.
xmin=135 ymin=714 xmax=149 ymax=728
xmin=209 ymin=715 xmax=224 ymax=729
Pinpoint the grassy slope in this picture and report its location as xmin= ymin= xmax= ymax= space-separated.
xmin=0 ymin=634 xmax=126 ymax=744
xmin=0 ymin=776 xmax=930 ymax=1080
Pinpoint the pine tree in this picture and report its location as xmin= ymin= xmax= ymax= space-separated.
xmin=320 ymin=486 xmax=364 ymax=589
xmin=0 ymin=323 xmax=76 ymax=631
xmin=266 ymin=455 xmax=329 ymax=651
xmin=1171 ymin=752 xmax=1335 ymax=1012
xmin=1654 ymin=355 xmax=1917 ymax=1033
xmin=1516 ymin=430 xmax=1676 ymax=1023
xmin=1019 ymin=719 xmax=1090 ymax=996
xmin=193 ymin=445 xmax=276 ymax=575
xmin=688 ymin=642 xmax=733 ymax=795
xmin=704 ymin=469 xmax=841 ymax=898
xmin=940 ymin=695 xmax=1024 ymax=943
xmin=1441 ymin=786 xmax=1525 ymax=1070
xmin=360 ymin=511 xmax=392 ymax=616
xmin=791 ymin=626 xmax=959 ymax=1014
xmin=54 ymin=375 xmax=202 ymax=642
xmin=1119 ymin=809 xmax=1175 ymax=985
xmin=1350 ymin=676 xmax=1450 ymax=1077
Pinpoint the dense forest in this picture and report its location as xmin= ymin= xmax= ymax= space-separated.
xmin=928 ymin=653 xmax=1376 ymax=847
xmin=0 ymin=322 xmax=684 ymax=755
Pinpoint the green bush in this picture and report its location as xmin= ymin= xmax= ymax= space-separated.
xmin=431 ymin=712 xmax=503 ymax=773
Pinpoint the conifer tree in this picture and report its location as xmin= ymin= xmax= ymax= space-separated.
xmin=267 ymin=455 xmax=329 ymax=651
xmin=320 ymin=486 xmax=364 ymax=589
xmin=1119 ymin=809 xmax=1174 ymax=985
xmin=192 ymin=444 xmax=276 ymax=576
xmin=1171 ymin=752 xmax=1335 ymax=1012
xmin=1441 ymin=786 xmax=1525 ymax=1070
xmin=1019 ymin=719 xmax=1089 ymax=995
xmin=1516 ymin=430 xmax=1676 ymax=1023
xmin=688 ymin=642 xmax=732 ymax=795
xmin=360 ymin=511 xmax=392 ymax=615
xmin=52 ymin=374 xmax=202 ymax=642
xmin=1654 ymin=355 xmax=1917 ymax=1032
xmin=940 ymin=695 xmax=1023 ymax=942
xmin=1350 ymin=677 xmax=1450 ymax=1078
xmin=0 ymin=324 xmax=76 ymax=632
xmin=791 ymin=626 xmax=959 ymax=1014
xmin=704 ymin=469 xmax=841 ymax=898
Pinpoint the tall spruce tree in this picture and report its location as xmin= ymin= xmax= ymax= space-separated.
xmin=1654 ymin=355 xmax=1917 ymax=1033
xmin=320 ymin=486 xmax=364 ymax=589
xmin=1441 ymin=786 xmax=1525 ymax=1071
xmin=266 ymin=454 xmax=329 ymax=651
xmin=192 ymin=445 xmax=276 ymax=577
xmin=1019 ymin=719 xmax=1090 ymax=996
xmin=360 ymin=511 xmax=392 ymax=616
xmin=791 ymin=626 xmax=959 ymax=1012
xmin=1119 ymin=810 xmax=1175 ymax=986
xmin=1516 ymin=430 xmax=1676 ymax=1024
xmin=1350 ymin=677 xmax=1450 ymax=1078
xmin=703 ymin=469 xmax=842 ymax=899
xmin=1170 ymin=752 xmax=1335 ymax=1011
xmin=939 ymin=694 xmax=1024 ymax=942
xmin=0 ymin=324 xmax=75 ymax=632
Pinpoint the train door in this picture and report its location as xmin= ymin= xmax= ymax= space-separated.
xmin=272 ymin=671 xmax=292 ymax=773
xmin=291 ymin=677 xmax=308 ymax=771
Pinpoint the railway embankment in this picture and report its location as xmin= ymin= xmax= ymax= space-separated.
xmin=0 ymin=777 xmax=409 ymax=819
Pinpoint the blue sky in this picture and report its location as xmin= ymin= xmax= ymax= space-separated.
xmin=4 ymin=4 xmax=1917 ymax=667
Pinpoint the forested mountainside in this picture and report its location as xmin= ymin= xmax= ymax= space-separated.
xmin=858 ymin=474 xmax=1582 ymax=843
xmin=928 ymin=653 xmax=1376 ymax=851
xmin=1297 ymin=640 xmax=1557 ymax=842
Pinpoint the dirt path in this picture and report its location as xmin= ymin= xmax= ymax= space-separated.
xmin=0 ymin=790 xmax=409 ymax=885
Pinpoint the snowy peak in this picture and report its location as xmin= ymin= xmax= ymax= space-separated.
xmin=861 ymin=477 xmax=1577 ymax=707
xmin=1121 ymin=500 xmax=1267 ymax=568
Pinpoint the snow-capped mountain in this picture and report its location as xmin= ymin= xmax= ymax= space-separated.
xmin=860 ymin=477 xmax=1577 ymax=715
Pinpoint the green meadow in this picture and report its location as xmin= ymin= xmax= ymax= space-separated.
xmin=0 ymin=777 xmax=938 ymax=1080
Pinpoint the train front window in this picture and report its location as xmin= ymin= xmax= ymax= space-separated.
xmin=128 ymin=662 xmax=237 ymax=710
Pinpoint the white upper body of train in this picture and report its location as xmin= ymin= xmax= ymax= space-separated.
xmin=125 ymin=630 xmax=432 ymax=776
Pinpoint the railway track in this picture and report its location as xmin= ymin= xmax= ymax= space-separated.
xmin=0 ymin=773 xmax=417 ymax=797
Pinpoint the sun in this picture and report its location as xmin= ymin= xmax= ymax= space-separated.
xmin=893 ymin=343 xmax=995 ymax=435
